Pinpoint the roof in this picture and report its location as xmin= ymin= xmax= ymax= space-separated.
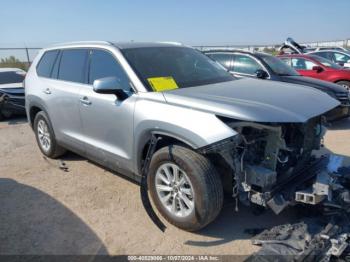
xmin=112 ymin=42 xmax=184 ymax=49
xmin=203 ymin=49 xmax=253 ymax=54
xmin=44 ymin=41 xmax=184 ymax=50
xmin=277 ymin=54 xmax=315 ymax=58
xmin=202 ymin=49 xmax=271 ymax=57
xmin=309 ymin=50 xmax=350 ymax=55
xmin=46 ymin=41 xmax=113 ymax=49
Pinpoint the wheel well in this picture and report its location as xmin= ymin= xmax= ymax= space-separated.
xmin=29 ymin=106 xmax=42 ymax=127
xmin=335 ymin=80 xmax=350 ymax=84
xmin=141 ymin=135 xmax=189 ymax=164
xmin=139 ymin=135 xmax=229 ymax=192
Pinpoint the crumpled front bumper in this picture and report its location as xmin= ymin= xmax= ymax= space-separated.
xmin=266 ymin=154 xmax=350 ymax=215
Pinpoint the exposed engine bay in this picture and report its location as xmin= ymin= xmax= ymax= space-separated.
xmin=201 ymin=116 xmax=350 ymax=216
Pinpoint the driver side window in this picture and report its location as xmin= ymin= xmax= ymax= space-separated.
xmin=232 ymin=55 xmax=263 ymax=75
xmin=89 ymin=49 xmax=133 ymax=92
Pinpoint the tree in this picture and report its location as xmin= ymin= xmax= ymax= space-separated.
xmin=262 ymin=47 xmax=278 ymax=56
xmin=0 ymin=56 xmax=27 ymax=70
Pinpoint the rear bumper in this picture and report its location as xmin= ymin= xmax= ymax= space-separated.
xmin=0 ymin=89 xmax=26 ymax=115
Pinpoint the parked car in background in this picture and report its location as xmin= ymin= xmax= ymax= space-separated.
xmin=278 ymin=37 xmax=308 ymax=54
xmin=278 ymin=38 xmax=350 ymax=68
xmin=312 ymin=47 xmax=350 ymax=52
xmin=309 ymin=50 xmax=350 ymax=68
xmin=25 ymin=41 xmax=339 ymax=231
xmin=278 ymin=54 xmax=350 ymax=91
xmin=0 ymin=68 xmax=26 ymax=120
xmin=204 ymin=50 xmax=350 ymax=120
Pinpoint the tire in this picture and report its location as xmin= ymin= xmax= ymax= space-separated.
xmin=33 ymin=111 xmax=66 ymax=158
xmin=148 ymin=145 xmax=223 ymax=231
xmin=336 ymin=81 xmax=350 ymax=90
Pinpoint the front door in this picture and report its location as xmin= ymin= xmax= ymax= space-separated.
xmin=79 ymin=49 xmax=136 ymax=173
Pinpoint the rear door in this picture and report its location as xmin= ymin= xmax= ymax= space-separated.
xmin=78 ymin=49 xmax=136 ymax=173
xmin=43 ymin=48 xmax=88 ymax=153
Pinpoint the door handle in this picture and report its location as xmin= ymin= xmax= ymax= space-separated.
xmin=43 ymin=88 xmax=51 ymax=94
xmin=80 ymin=97 xmax=92 ymax=105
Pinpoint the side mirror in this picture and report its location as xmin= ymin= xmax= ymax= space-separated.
xmin=255 ymin=69 xmax=269 ymax=79
xmin=336 ymin=62 xmax=345 ymax=67
xmin=312 ymin=66 xmax=323 ymax=73
xmin=93 ymin=77 xmax=128 ymax=100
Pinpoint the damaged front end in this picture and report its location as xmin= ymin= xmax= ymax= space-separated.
xmin=199 ymin=116 xmax=350 ymax=216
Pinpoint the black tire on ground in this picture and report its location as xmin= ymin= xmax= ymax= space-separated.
xmin=148 ymin=144 xmax=224 ymax=232
xmin=336 ymin=81 xmax=350 ymax=90
xmin=33 ymin=111 xmax=66 ymax=158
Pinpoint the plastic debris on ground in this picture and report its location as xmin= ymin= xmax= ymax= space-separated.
xmin=246 ymin=162 xmax=350 ymax=262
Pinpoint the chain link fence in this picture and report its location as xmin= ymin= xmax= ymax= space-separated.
xmin=0 ymin=39 xmax=349 ymax=70
xmin=0 ymin=48 xmax=41 ymax=70
xmin=195 ymin=39 xmax=350 ymax=53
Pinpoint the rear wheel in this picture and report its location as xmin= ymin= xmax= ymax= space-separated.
xmin=336 ymin=81 xmax=350 ymax=91
xmin=34 ymin=111 xmax=66 ymax=158
xmin=148 ymin=145 xmax=223 ymax=231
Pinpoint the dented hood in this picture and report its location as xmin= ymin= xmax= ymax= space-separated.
xmin=163 ymin=78 xmax=340 ymax=123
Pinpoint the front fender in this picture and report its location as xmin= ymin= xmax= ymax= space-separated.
xmin=133 ymin=96 xmax=238 ymax=174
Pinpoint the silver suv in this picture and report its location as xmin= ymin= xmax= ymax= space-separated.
xmin=25 ymin=41 xmax=339 ymax=231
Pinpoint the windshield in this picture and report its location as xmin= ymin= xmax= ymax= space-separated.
xmin=0 ymin=71 xmax=25 ymax=85
xmin=121 ymin=47 xmax=234 ymax=91
xmin=309 ymin=55 xmax=342 ymax=69
xmin=259 ymin=55 xmax=299 ymax=76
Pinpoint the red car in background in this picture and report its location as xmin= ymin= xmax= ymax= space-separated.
xmin=278 ymin=54 xmax=350 ymax=90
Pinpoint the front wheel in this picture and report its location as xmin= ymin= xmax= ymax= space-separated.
xmin=148 ymin=145 xmax=223 ymax=231
xmin=336 ymin=81 xmax=350 ymax=91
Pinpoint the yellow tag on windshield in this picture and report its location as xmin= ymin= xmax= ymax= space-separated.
xmin=147 ymin=77 xmax=178 ymax=92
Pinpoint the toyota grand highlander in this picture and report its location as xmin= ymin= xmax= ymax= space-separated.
xmin=25 ymin=41 xmax=340 ymax=231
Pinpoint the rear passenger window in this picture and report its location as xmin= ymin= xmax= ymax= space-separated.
xmin=58 ymin=49 xmax=88 ymax=83
xmin=36 ymin=50 xmax=59 ymax=78
xmin=89 ymin=49 xmax=132 ymax=92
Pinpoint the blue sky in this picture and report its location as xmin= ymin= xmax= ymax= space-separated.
xmin=0 ymin=0 xmax=349 ymax=47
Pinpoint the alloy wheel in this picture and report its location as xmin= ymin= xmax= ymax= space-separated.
xmin=37 ymin=119 xmax=51 ymax=152
xmin=155 ymin=163 xmax=195 ymax=218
